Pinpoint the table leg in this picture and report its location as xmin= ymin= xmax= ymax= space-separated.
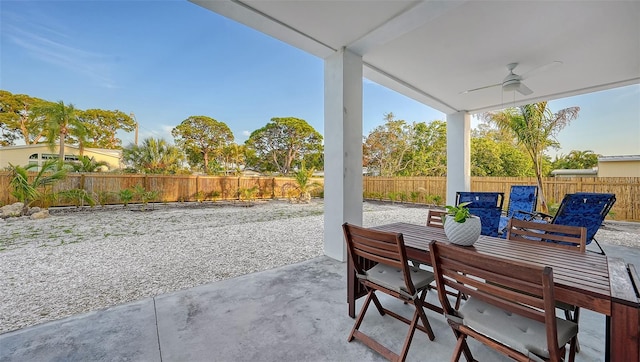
xmin=609 ymin=300 xmax=639 ymax=361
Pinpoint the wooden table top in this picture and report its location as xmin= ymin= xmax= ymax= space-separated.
xmin=374 ymin=222 xmax=612 ymax=314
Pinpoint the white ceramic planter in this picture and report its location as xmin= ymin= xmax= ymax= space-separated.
xmin=444 ymin=215 xmax=482 ymax=246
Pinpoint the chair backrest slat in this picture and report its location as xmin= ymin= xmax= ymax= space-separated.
xmin=507 ymin=218 xmax=587 ymax=252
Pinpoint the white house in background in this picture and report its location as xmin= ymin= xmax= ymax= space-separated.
xmin=0 ymin=144 xmax=123 ymax=171
xmin=598 ymin=155 xmax=640 ymax=177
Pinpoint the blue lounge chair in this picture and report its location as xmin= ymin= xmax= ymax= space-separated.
xmin=456 ymin=192 xmax=504 ymax=237
xmin=498 ymin=185 xmax=538 ymax=236
xmin=456 ymin=191 xmax=504 ymax=208
xmin=468 ymin=206 xmax=502 ymax=237
xmin=538 ymin=192 xmax=616 ymax=255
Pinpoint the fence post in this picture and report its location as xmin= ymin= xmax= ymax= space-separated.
xmin=271 ymin=177 xmax=275 ymax=199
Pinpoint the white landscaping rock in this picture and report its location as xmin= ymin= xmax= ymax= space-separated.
xmin=29 ymin=209 xmax=50 ymax=220
xmin=1 ymin=202 xmax=24 ymax=217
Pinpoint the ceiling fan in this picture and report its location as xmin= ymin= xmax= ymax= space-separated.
xmin=461 ymin=61 xmax=562 ymax=96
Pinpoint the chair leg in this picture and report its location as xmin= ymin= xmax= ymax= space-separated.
xmin=568 ymin=335 xmax=577 ymax=362
xmin=592 ymin=238 xmax=606 ymax=255
xmin=564 ymin=307 xmax=581 ymax=353
xmin=398 ymin=291 xmax=435 ymax=361
xmin=371 ymin=292 xmax=385 ymax=316
xmin=451 ymin=334 xmax=469 ymax=362
xmin=415 ymin=290 xmax=435 ymax=341
xmin=348 ymin=290 xmax=374 ymax=342
xmin=454 ymin=291 xmax=466 ymax=310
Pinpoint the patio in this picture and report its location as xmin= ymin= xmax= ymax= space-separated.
xmin=1 ymin=240 xmax=638 ymax=362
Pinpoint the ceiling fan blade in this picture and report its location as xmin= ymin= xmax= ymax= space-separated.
xmin=460 ymin=83 xmax=501 ymax=94
xmin=520 ymin=60 xmax=562 ymax=80
xmin=516 ymin=83 xmax=533 ymax=96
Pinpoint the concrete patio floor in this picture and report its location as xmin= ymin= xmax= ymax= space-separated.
xmin=1 ymin=241 xmax=638 ymax=362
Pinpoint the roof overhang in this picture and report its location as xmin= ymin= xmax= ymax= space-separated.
xmin=191 ymin=0 xmax=640 ymax=114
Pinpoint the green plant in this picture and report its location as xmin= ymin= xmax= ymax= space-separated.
xmin=282 ymin=163 xmax=323 ymax=203
xmin=409 ymin=191 xmax=419 ymax=203
xmin=238 ymin=186 xmax=259 ymax=202
xmin=132 ymin=184 xmax=159 ymax=211
xmin=444 ymin=202 xmax=472 ymax=223
xmin=193 ymin=191 xmax=206 ymax=203
xmin=398 ymin=192 xmax=407 ymax=202
xmin=97 ymin=191 xmax=115 ymax=208
xmin=208 ymin=190 xmax=221 ymax=201
xmin=58 ymin=189 xmax=96 ymax=208
xmin=118 ymin=188 xmax=134 ymax=208
xmin=8 ymin=159 xmax=67 ymax=215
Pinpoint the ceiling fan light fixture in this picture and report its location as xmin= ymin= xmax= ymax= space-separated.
xmin=502 ymin=79 xmax=520 ymax=92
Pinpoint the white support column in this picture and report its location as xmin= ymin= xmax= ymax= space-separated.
xmin=446 ymin=111 xmax=471 ymax=205
xmin=323 ymin=48 xmax=363 ymax=262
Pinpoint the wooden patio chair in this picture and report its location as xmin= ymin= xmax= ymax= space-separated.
xmin=506 ymin=219 xmax=586 ymax=352
xmin=426 ymin=209 xmax=446 ymax=228
xmin=342 ymin=223 xmax=436 ymax=361
xmin=430 ymin=240 xmax=578 ymax=362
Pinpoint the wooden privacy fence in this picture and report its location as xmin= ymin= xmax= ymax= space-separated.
xmin=0 ymin=173 xmax=638 ymax=221
xmin=363 ymin=176 xmax=640 ymax=221
xmin=0 ymin=172 xmax=324 ymax=207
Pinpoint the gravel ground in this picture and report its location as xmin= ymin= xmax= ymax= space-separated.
xmin=0 ymin=200 xmax=638 ymax=334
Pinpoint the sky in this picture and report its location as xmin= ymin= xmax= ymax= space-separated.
xmin=1 ymin=0 xmax=639 ymax=158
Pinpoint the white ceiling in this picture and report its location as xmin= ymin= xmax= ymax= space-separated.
xmin=191 ymin=0 xmax=640 ymax=114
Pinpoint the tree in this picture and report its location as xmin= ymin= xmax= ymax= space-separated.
xmin=551 ymin=150 xmax=599 ymax=171
xmin=482 ymin=102 xmax=580 ymax=212
xmin=407 ymin=120 xmax=447 ymax=176
xmin=8 ymin=159 xmax=67 ymax=215
xmin=471 ymin=123 xmax=533 ymax=177
xmin=123 ymin=137 xmax=186 ymax=174
xmin=65 ymin=155 xmax=109 ymax=172
xmin=245 ymin=117 xmax=323 ymax=175
xmin=220 ymin=143 xmax=247 ymax=175
xmin=363 ymin=113 xmax=414 ymax=176
xmin=76 ymin=109 xmax=136 ymax=149
xmin=0 ymin=90 xmax=48 ymax=145
xmin=36 ymin=100 xmax=85 ymax=163
xmin=363 ymin=114 xmax=447 ymax=176
xmin=171 ymin=116 xmax=234 ymax=173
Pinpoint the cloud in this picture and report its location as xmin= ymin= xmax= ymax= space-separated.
xmin=242 ymin=130 xmax=250 ymax=137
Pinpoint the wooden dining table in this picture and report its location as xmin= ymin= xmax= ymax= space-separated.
xmin=346 ymin=222 xmax=639 ymax=362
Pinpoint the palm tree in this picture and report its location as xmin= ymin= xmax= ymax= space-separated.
xmin=283 ymin=162 xmax=323 ymax=203
xmin=123 ymin=137 xmax=185 ymax=174
xmin=37 ymin=100 xmax=84 ymax=163
xmin=66 ymin=155 xmax=109 ymax=172
xmin=8 ymin=159 xmax=67 ymax=215
xmin=482 ymin=102 xmax=579 ymax=213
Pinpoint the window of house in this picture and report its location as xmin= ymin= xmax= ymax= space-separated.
xmin=29 ymin=153 xmax=39 ymax=160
